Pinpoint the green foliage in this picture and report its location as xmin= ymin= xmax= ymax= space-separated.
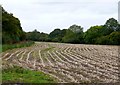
xmin=26 ymin=18 xmax=120 ymax=45
xmin=84 ymin=25 xmax=104 ymax=44
xmin=2 ymin=41 xmax=34 ymax=52
xmin=69 ymin=24 xmax=83 ymax=33
xmin=62 ymin=25 xmax=84 ymax=43
xmin=62 ymin=29 xmax=76 ymax=43
xmin=102 ymin=18 xmax=120 ymax=36
xmin=2 ymin=7 xmax=25 ymax=44
xmin=96 ymin=36 xmax=110 ymax=45
xmin=26 ymin=29 xmax=49 ymax=42
xmin=2 ymin=66 xmax=57 ymax=83
xmin=105 ymin=18 xmax=119 ymax=31
xmin=108 ymin=32 xmax=120 ymax=45
xmin=96 ymin=32 xmax=120 ymax=45
xmin=49 ymin=29 xmax=67 ymax=42
xmin=39 ymin=32 xmax=49 ymax=41
xmin=84 ymin=18 xmax=120 ymax=45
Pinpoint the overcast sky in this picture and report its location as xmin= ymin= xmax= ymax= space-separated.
xmin=1 ymin=0 xmax=119 ymax=33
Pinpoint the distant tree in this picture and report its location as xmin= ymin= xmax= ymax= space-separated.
xmin=69 ymin=24 xmax=83 ymax=33
xmin=49 ymin=28 xmax=67 ymax=42
xmin=39 ymin=32 xmax=49 ymax=42
xmin=26 ymin=29 xmax=39 ymax=41
xmin=26 ymin=29 xmax=49 ymax=42
xmin=102 ymin=18 xmax=120 ymax=35
xmin=62 ymin=29 xmax=76 ymax=43
xmin=62 ymin=25 xmax=84 ymax=44
xmin=96 ymin=31 xmax=120 ymax=45
xmin=84 ymin=25 xmax=104 ymax=44
xmin=95 ymin=18 xmax=120 ymax=45
xmin=49 ymin=29 xmax=61 ymax=42
xmin=108 ymin=32 xmax=120 ymax=45
xmin=96 ymin=36 xmax=110 ymax=45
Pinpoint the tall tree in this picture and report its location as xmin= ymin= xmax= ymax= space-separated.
xmin=2 ymin=6 xmax=25 ymax=44
xmin=84 ymin=25 xmax=104 ymax=44
xmin=69 ymin=24 xmax=83 ymax=33
xmin=49 ymin=28 xmax=66 ymax=42
xmin=103 ymin=18 xmax=120 ymax=35
xmin=62 ymin=25 xmax=84 ymax=43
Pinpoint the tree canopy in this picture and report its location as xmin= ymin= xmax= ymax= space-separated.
xmin=84 ymin=18 xmax=120 ymax=45
xmin=26 ymin=18 xmax=120 ymax=45
xmin=2 ymin=6 xmax=25 ymax=44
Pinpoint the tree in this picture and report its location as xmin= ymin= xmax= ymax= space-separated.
xmin=109 ymin=32 xmax=120 ymax=45
xmin=96 ymin=35 xmax=110 ymax=45
xmin=69 ymin=24 xmax=83 ymax=34
xmin=84 ymin=25 xmax=104 ymax=44
xmin=49 ymin=29 xmax=67 ymax=42
xmin=38 ymin=32 xmax=49 ymax=42
xmin=2 ymin=6 xmax=25 ymax=44
xmin=26 ymin=29 xmax=49 ymax=42
xmin=62 ymin=25 xmax=84 ymax=44
xmin=102 ymin=18 xmax=119 ymax=35
xmin=62 ymin=29 xmax=76 ymax=43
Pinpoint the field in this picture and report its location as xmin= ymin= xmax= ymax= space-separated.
xmin=1 ymin=42 xmax=120 ymax=83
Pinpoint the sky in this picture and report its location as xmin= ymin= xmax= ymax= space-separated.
xmin=1 ymin=0 xmax=120 ymax=33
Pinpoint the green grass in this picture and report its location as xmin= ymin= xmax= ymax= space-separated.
xmin=2 ymin=66 xmax=57 ymax=83
xmin=2 ymin=41 xmax=34 ymax=52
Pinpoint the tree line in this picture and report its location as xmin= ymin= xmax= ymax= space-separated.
xmin=26 ymin=18 xmax=120 ymax=45
xmin=2 ymin=6 xmax=120 ymax=45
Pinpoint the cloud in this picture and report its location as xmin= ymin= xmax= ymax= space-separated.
xmin=1 ymin=0 xmax=119 ymax=33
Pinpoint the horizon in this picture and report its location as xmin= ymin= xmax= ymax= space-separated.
xmin=1 ymin=0 xmax=119 ymax=33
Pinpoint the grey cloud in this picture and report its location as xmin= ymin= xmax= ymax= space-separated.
xmin=1 ymin=0 xmax=119 ymax=33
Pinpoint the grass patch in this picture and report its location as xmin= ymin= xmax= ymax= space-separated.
xmin=2 ymin=41 xmax=34 ymax=52
xmin=2 ymin=66 xmax=57 ymax=83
